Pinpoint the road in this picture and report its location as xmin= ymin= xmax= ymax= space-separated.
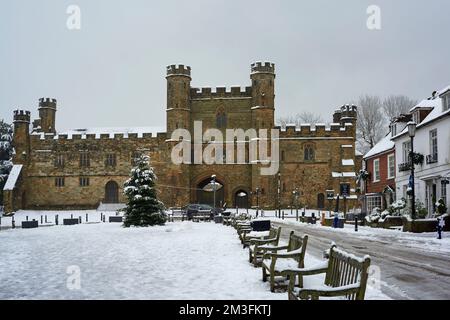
xmin=273 ymin=220 xmax=450 ymax=300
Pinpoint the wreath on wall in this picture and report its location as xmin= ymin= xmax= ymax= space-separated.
xmin=410 ymin=152 xmax=424 ymax=166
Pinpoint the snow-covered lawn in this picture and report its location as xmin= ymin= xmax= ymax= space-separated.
xmin=0 ymin=218 xmax=389 ymax=300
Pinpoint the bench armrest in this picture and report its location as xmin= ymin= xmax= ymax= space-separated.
xmin=297 ymin=283 xmax=361 ymax=300
xmin=284 ymin=261 xmax=329 ymax=276
xmin=267 ymin=248 xmax=304 ymax=259
xmin=250 ymin=238 xmax=277 ymax=245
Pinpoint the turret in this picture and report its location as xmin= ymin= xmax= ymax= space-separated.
xmin=38 ymin=98 xmax=57 ymax=133
xmin=250 ymin=62 xmax=276 ymax=130
xmin=166 ymin=64 xmax=191 ymax=135
xmin=337 ymin=104 xmax=357 ymax=138
xmin=13 ymin=110 xmax=31 ymax=163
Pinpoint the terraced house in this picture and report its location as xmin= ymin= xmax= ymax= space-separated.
xmin=3 ymin=62 xmax=361 ymax=213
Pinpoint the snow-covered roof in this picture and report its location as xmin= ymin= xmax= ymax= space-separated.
xmin=393 ymin=85 xmax=450 ymax=140
xmin=33 ymin=126 xmax=166 ymax=139
xmin=363 ymin=134 xmax=395 ymax=159
xmin=3 ymin=165 xmax=23 ymax=191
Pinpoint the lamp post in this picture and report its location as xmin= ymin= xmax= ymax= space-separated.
xmin=277 ymin=172 xmax=281 ymax=218
xmin=293 ymin=188 xmax=299 ymax=221
xmin=211 ymin=174 xmax=217 ymax=213
xmin=255 ymin=187 xmax=261 ymax=217
xmin=408 ymin=121 xmax=417 ymax=220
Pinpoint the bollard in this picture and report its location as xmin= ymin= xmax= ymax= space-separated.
xmin=86 ymin=213 xmax=88 ymax=223
xmin=26 ymin=216 xmax=29 ymax=221
xmin=355 ymin=217 xmax=358 ymax=232
xmin=282 ymin=211 xmax=285 ymax=220
xmin=103 ymin=215 xmax=105 ymax=223
xmin=45 ymin=215 xmax=48 ymax=223
xmin=296 ymin=211 xmax=299 ymax=222
xmin=41 ymin=215 xmax=43 ymax=225
xmin=12 ymin=216 xmax=16 ymax=229
xmin=55 ymin=215 xmax=59 ymax=226
xmin=71 ymin=214 xmax=73 ymax=219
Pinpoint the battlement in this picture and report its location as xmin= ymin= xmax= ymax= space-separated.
xmin=276 ymin=122 xmax=354 ymax=137
xmin=39 ymin=98 xmax=57 ymax=109
xmin=30 ymin=130 xmax=166 ymax=142
xmin=13 ymin=110 xmax=31 ymax=122
xmin=251 ymin=61 xmax=275 ymax=74
xmin=190 ymin=86 xmax=252 ymax=99
xmin=340 ymin=104 xmax=357 ymax=114
xmin=166 ymin=64 xmax=191 ymax=78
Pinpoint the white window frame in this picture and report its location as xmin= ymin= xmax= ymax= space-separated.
xmin=429 ymin=129 xmax=438 ymax=160
xmin=391 ymin=123 xmax=397 ymax=137
xmin=373 ymin=159 xmax=380 ymax=182
xmin=367 ymin=195 xmax=382 ymax=214
xmin=412 ymin=112 xmax=419 ymax=124
xmin=442 ymin=182 xmax=448 ymax=208
xmin=444 ymin=94 xmax=450 ymax=111
xmin=403 ymin=141 xmax=411 ymax=163
xmin=387 ymin=154 xmax=395 ymax=179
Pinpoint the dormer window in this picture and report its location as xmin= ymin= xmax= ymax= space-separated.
xmin=444 ymin=93 xmax=450 ymax=111
xmin=412 ymin=111 xmax=420 ymax=124
xmin=390 ymin=123 xmax=397 ymax=137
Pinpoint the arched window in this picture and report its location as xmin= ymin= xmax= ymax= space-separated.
xmin=216 ymin=108 xmax=227 ymax=128
xmin=304 ymin=145 xmax=315 ymax=161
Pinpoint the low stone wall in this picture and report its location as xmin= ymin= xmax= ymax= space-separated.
xmin=402 ymin=218 xmax=437 ymax=233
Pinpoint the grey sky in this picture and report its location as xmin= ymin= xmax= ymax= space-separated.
xmin=1 ymin=0 xmax=449 ymax=130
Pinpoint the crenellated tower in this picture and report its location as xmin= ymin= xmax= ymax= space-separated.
xmin=37 ymin=98 xmax=57 ymax=133
xmin=166 ymin=65 xmax=192 ymax=137
xmin=335 ymin=104 xmax=357 ymax=138
xmin=250 ymin=62 xmax=275 ymax=130
xmin=12 ymin=110 xmax=31 ymax=164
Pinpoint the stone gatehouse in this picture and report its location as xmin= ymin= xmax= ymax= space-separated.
xmin=3 ymin=62 xmax=361 ymax=213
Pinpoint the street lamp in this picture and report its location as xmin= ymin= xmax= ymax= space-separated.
xmin=255 ymin=187 xmax=261 ymax=217
xmin=408 ymin=121 xmax=417 ymax=220
xmin=277 ymin=172 xmax=281 ymax=218
xmin=211 ymin=175 xmax=217 ymax=212
xmin=292 ymin=188 xmax=299 ymax=221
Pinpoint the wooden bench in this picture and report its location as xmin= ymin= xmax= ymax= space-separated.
xmin=192 ymin=210 xmax=212 ymax=222
xmin=287 ymin=245 xmax=371 ymax=300
xmin=261 ymin=233 xmax=308 ymax=292
xmin=248 ymin=227 xmax=282 ymax=266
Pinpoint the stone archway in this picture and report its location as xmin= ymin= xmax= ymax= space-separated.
xmin=196 ymin=177 xmax=225 ymax=207
xmin=105 ymin=181 xmax=119 ymax=203
xmin=234 ymin=190 xmax=249 ymax=209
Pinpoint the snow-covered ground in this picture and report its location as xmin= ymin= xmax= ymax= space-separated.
xmin=0 ymin=217 xmax=388 ymax=300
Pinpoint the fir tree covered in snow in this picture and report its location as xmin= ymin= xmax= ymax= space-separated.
xmin=0 ymin=120 xmax=13 ymax=205
xmin=123 ymin=155 xmax=166 ymax=227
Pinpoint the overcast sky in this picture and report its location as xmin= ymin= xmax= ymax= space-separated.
xmin=1 ymin=0 xmax=449 ymax=130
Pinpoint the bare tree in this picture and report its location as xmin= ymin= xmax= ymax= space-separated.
xmin=277 ymin=112 xmax=324 ymax=129
xmin=356 ymin=95 xmax=387 ymax=154
xmin=383 ymin=95 xmax=418 ymax=121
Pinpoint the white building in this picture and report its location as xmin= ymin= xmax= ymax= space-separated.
xmin=392 ymin=86 xmax=450 ymax=216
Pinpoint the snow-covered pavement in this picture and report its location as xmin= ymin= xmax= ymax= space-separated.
xmin=0 ymin=219 xmax=389 ymax=300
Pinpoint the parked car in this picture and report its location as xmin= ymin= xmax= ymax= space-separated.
xmin=182 ymin=204 xmax=214 ymax=220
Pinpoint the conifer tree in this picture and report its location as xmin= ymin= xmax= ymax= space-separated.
xmin=0 ymin=120 xmax=13 ymax=205
xmin=123 ymin=155 xmax=166 ymax=227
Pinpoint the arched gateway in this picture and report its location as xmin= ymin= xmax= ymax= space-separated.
xmin=196 ymin=178 xmax=225 ymax=207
